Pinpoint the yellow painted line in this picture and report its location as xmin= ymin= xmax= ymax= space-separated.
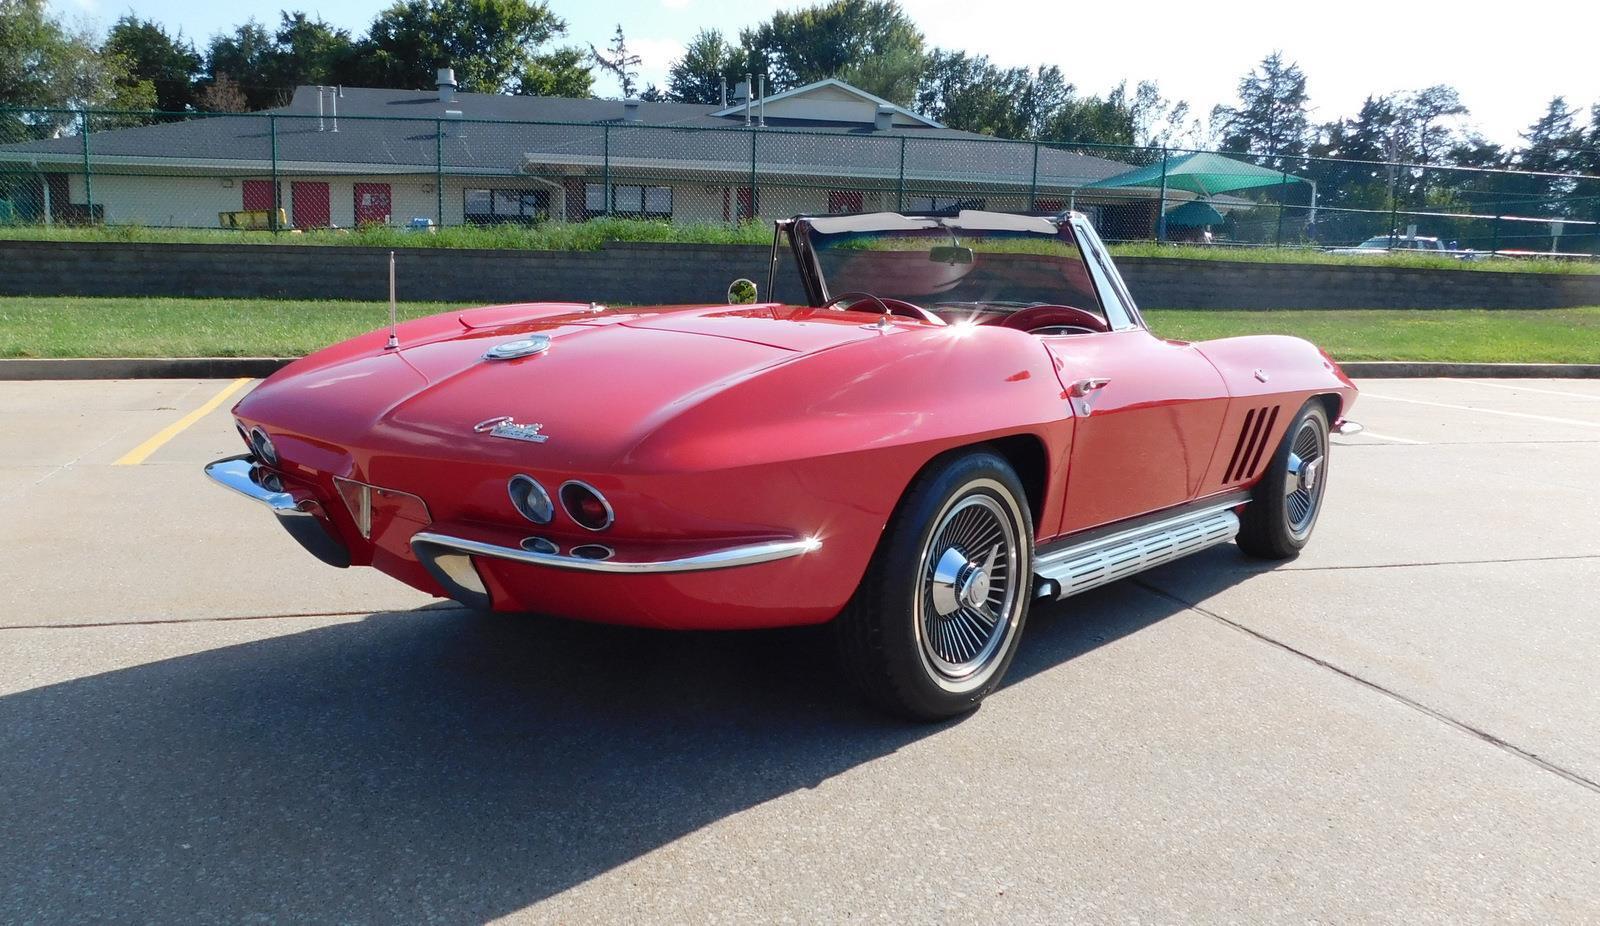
xmin=113 ymin=378 xmax=254 ymax=466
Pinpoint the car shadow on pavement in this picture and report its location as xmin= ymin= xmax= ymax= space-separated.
xmin=0 ymin=547 xmax=1276 ymax=922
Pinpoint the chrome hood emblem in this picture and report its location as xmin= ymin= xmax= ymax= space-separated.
xmin=474 ymin=416 xmax=549 ymax=443
xmin=484 ymin=335 xmax=551 ymax=360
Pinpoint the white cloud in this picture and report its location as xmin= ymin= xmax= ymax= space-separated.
xmin=629 ymin=36 xmax=688 ymax=88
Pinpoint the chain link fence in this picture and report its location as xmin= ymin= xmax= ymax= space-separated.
xmin=2 ymin=106 xmax=1596 ymax=258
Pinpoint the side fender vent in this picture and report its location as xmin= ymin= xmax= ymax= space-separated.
xmin=1223 ymin=405 xmax=1280 ymax=484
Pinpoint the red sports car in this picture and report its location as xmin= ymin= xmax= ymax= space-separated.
xmin=207 ymin=210 xmax=1358 ymax=719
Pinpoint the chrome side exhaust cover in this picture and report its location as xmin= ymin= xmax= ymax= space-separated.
xmin=1033 ymin=503 xmax=1242 ymax=601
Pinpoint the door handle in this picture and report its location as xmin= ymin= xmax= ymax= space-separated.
xmin=1068 ymin=377 xmax=1111 ymax=397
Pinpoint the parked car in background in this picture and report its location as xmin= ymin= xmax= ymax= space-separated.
xmin=1329 ymin=235 xmax=1484 ymax=259
xmin=206 ymin=210 xmax=1359 ymax=720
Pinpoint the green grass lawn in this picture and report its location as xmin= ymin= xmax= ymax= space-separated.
xmin=3 ymin=297 xmax=1599 ymax=363
xmin=1142 ymin=308 xmax=1600 ymax=364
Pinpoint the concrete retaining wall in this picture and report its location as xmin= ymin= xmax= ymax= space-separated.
xmin=3 ymin=239 xmax=1598 ymax=309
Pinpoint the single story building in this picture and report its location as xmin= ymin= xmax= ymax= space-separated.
xmin=0 ymin=75 xmax=1158 ymax=231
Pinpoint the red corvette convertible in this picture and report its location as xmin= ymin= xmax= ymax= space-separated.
xmin=208 ymin=210 xmax=1357 ymax=719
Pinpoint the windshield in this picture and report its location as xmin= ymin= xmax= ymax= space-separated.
xmin=802 ymin=218 xmax=1104 ymax=321
xmin=1356 ymin=237 xmax=1393 ymax=248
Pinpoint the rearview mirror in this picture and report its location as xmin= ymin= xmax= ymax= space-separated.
xmin=727 ymin=278 xmax=758 ymax=304
xmin=928 ymin=245 xmax=974 ymax=265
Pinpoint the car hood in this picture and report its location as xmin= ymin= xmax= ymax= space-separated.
xmin=235 ymin=302 xmax=915 ymax=473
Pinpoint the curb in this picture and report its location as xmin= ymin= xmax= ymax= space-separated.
xmin=2 ymin=357 xmax=1599 ymax=381
xmin=0 ymin=357 xmax=293 ymax=380
xmin=1337 ymin=361 xmax=1600 ymax=378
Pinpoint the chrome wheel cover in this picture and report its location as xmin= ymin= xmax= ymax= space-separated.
xmin=914 ymin=480 xmax=1025 ymax=693
xmin=1284 ymin=417 xmax=1329 ymax=539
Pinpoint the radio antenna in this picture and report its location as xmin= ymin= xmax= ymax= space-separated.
xmin=385 ymin=250 xmax=400 ymax=350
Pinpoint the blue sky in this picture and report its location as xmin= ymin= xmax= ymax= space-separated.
xmin=51 ymin=0 xmax=1600 ymax=148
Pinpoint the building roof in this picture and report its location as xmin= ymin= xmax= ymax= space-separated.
xmin=709 ymin=78 xmax=943 ymax=128
xmin=0 ymin=82 xmax=1135 ymax=189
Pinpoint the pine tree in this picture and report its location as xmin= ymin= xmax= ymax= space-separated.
xmin=589 ymin=25 xmax=641 ymax=99
xmin=1211 ymin=51 xmax=1311 ymax=166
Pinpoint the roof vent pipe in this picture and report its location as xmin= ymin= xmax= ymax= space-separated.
xmin=874 ymin=104 xmax=894 ymax=132
xmin=758 ymin=75 xmax=766 ymax=127
xmin=444 ymin=109 xmax=465 ymax=138
xmin=623 ymin=99 xmax=641 ymax=122
xmin=437 ymin=67 xmax=457 ymax=104
xmin=743 ymin=73 xmax=752 ymax=126
xmin=720 ymin=78 xmax=727 ymax=108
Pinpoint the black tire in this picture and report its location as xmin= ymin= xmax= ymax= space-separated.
xmin=1237 ymin=400 xmax=1331 ymax=560
xmin=834 ymin=449 xmax=1034 ymax=721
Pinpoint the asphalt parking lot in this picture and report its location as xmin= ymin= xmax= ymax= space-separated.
xmin=2 ymin=376 xmax=1598 ymax=923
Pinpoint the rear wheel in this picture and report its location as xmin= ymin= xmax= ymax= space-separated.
xmin=835 ymin=450 xmax=1034 ymax=721
xmin=1237 ymin=401 xmax=1331 ymax=559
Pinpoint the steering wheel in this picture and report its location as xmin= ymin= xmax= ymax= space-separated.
xmin=822 ymin=291 xmax=945 ymax=326
xmin=1000 ymin=304 xmax=1110 ymax=336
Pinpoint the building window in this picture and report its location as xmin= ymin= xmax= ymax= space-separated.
xmin=827 ymin=190 xmax=864 ymax=214
xmin=465 ymin=187 xmax=550 ymax=224
xmin=585 ymin=183 xmax=672 ymax=219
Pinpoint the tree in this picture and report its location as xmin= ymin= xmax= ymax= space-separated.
xmin=1124 ymin=80 xmax=1195 ymax=148
xmin=0 ymin=0 xmax=153 ymax=134
xmin=665 ymin=28 xmax=748 ymax=105
xmin=1517 ymin=95 xmax=1581 ymax=174
xmin=193 ymin=73 xmax=248 ymax=113
xmin=916 ymin=50 xmax=1032 ymax=137
xmin=1211 ymin=51 xmax=1311 ymax=165
xmin=589 ymin=24 xmax=641 ymax=99
xmin=270 ymin=13 xmax=357 ymax=89
xmin=360 ymin=0 xmax=591 ymax=96
xmin=1396 ymin=84 xmax=1467 ymax=166
xmin=1577 ymin=103 xmax=1600 ymax=177
xmin=105 ymin=16 xmax=201 ymax=113
xmin=740 ymin=0 xmax=925 ymax=106
xmin=203 ymin=20 xmax=279 ymax=109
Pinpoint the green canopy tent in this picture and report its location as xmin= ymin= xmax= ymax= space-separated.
xmin=1163 ymin=199 xmax=1226 ymax=227
xmin=1091 ymin=151 xmax=1314 ymax=241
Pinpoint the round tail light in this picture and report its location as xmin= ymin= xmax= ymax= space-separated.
xmin=507 ymin=474 xmax=554 ymax=524
xmin=560 ymin=481 xmax=614 ymax=531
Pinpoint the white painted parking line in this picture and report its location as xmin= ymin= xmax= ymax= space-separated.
xmin=1340 ymin=430 xmax=1425 ymax=445
xmin=1361 ymin=392 xmax=1600 ymax=430
xmin=1443 ymin=379 xmax=1600 ymax=401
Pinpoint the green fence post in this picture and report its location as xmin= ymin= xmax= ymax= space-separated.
xmin=749 ymin=129 xmax=758 ymax=221
xmin=602 ymin=124 xmax=612 ymax=217
xmin=435 ymin=119 xmax=444 ymax=227
xmin=1275 ymin=169 xmax=1288 ymax=247
xmin=269 ymin=114 xmax=280 ymax=232
xmin=1155 ymin=147 xmax=1170 ymax=242
xmin=1028 ymin=141 xmax=1039 ymax=210
xmin=896 ymin=136 xmax=906 ymax=211
xmin=79 ymin=110 xmax=93 ymax=223
xmin=1388 ymin=171 xmax=1400 ymax=248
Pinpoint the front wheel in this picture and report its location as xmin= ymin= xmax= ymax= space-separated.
xmin=1237 ymin=400 xmax=1331 ymax=559
xmin=835 ymin=450 xmax=1034 ymax=721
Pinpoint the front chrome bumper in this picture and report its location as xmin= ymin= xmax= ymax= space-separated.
xmin=204 ymin=454 xmax=351 ymax=568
